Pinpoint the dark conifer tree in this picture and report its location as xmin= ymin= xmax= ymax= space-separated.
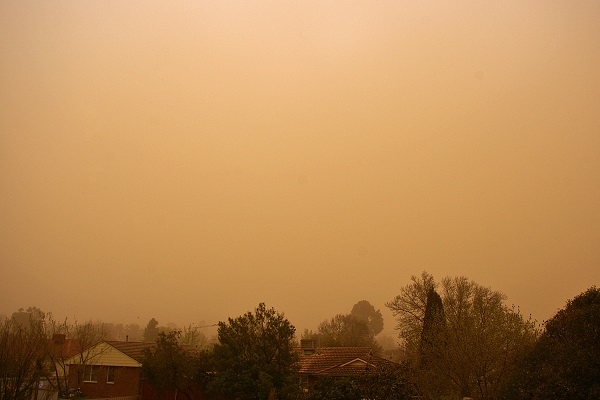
xmin=419 ymin=287 xmax=445 ymax=369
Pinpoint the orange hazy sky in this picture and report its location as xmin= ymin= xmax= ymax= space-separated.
xmin=1 ymin=1 xmax=599 ymax=334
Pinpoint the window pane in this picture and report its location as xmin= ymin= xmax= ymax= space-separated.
xmin=83 ymin=366 xmax=98 ymax=382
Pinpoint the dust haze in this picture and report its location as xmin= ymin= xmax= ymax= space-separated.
xmin=1 ymin=1 xmax=599 ymax=335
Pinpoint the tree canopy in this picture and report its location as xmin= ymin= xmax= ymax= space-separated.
xmin=142 ymin=331 xmax=203 ymax=400
xmin=143 ymin=318 xmax=159 ymax=342
xmin=210 ymin=303 xmax=298 ymax=400
xmin=386 ymin=272 xmax=538 ymax=399
xmin=303 ymin=313 xmax=380 ymax=351
xmin=0 ymin=318 xmax=47 ymax=400
xmin=419 ymin=288 xmax=445 ymax=368
xmin=502 ymin=286 xmax=600 ymax=399
xmin=350 ymin=300 xmax=384 ymax=336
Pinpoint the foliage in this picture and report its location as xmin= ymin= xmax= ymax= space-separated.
xmin=304 ymin=314 xmax=381 ymax=352
xmin=143 ymin=318 xmax=160 ymax=342
xmin=11 ymin=307 xmax=46 ymax=330
xmin=0 ymin=318 xmax=47 ymax=400
xmin=501 ymin=286 xmax=600 ymax=399
xmin=305 ymin=377 xmax=361 ymax=400
xmin=416 ymin=288 xmax=450 ymax=398
xmin=142 ymin=331 xmax=202 ymax=400
xmin=386 ymin=271 xmax=436 ymax=352
xmin=350 ymin=300 xmax=384 ymax=336
xmin=1 ymin=308 xmax=107 ymax=399
xmin=210 ymin=303 xmax=298 ymax=400
xmin=101 ymin=322 xmax=143 ymax=341
xmin=419 ymin=288 xmax=445 ymax=368
xmin=357 ymin=360 xmax=417 ymax=400
xmin=40 ymin=314 xmax=72 ymax=397
xmin=386 ymin=272 xmax=539 ymax=399
xmin=179 ymin=324 xmax=209 ymax=349
xmin=304 ymin=361 xmax=415 ymax=400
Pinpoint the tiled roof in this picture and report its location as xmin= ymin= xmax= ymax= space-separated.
xmin=319 ymin=358 xmax=373 ymax=376
xmin=105 ymin=341 xmax=198 ymax=363
xmin=105 ymin=341 xmax=157 ymax=363
xmin=296 ymin=347 xmax=394 ymax=376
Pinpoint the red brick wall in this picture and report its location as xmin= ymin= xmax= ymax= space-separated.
xmin=69 ymin=365 xmax=141 ymax=398
xmin=69 ymin=365 xmax=224 ymax=400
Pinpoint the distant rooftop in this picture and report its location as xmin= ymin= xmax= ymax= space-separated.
xmin=296 ymin=346 xmax=395 ymax=376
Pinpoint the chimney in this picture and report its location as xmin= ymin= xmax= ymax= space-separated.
xmin=300 ymin=339 xmax=317 ymax=355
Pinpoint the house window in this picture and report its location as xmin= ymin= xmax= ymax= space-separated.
xmin=107 ymin=366 xmax=116 ymax=384
xmin=82 ymin=366 xmax=98 ymax=382
xmin=299 ymin=375 xmax=309 ymax=392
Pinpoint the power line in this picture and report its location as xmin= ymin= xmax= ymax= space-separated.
xmin=193 ymin=323 xmax=218 ymax=329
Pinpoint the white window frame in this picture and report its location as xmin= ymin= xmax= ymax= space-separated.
xmin=82 ymin=365 xmax=98 ymax=383
xmin=106 ymin=366 xmax=116 ymax=384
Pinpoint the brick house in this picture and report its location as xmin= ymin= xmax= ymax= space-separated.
xmin=296 ymin=340 xmax=400 ymax=392
xmin=67 ymin=339 xmax=398 ymax=398
xmin=66 ymin=341 xmax=155 ymax=400
xmin=66 ymin=341 xmax=217 ymax=400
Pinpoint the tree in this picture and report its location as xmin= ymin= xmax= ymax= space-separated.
xmin=11 ymin=307 xmax=46 ymax=330
xmin=306 ymin=376 xmax=361 ymax=400
xmin=3 ymin=309 xmax=88 ymax=398
xmin=305 ymin=314 xmax=380 ymax=351
xmin=4 ymin=309 xmax=69 ymax=399
xmin=123 ymin=323 xmax=143 ymax=341
xmin=210 ymin=303 xmax=298 ymax=400
xmin=415 ymin=288 xmax=451 ymax=398
xmin=41 ymin=314 xmax=72 ymax=398
xmin=350 ymin=300 xmax=384 ymax=336
xmin=70 ymin=320 xmax=107 ymax=388
xmin=357 ymin=360 xmax=417 ymax=400
xmin=386 ymin=272 xmax=538 ymax=399
xmin=502 ymin=286 xmax=600 ymax=399
xmin=385 ymin=271 xmax=436 ymax=356
xmin=179 ymin=324 xmax=209 ymax=349
xmin=142 ymin=331 xmax=203 ymax=400
xmin=0 ymin=308 xmax=108 ymax=400
xmin=419 ymin=288 xmax=445 ymax=368
xmin=42 ymin=319 xmax=108 ymax=397
xmin=144 ymin=318 xmax=160 ymax=342
xmin=0 ymin=318 xmax=47 ymax=400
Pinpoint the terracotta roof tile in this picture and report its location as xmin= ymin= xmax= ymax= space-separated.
xmin=296 ymin=347 xmax=394 ymax=376
xmin=105 ymin=341 xmax=198 ymax=363
xmin=105 ymin=341 xmax=156 ymax=363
